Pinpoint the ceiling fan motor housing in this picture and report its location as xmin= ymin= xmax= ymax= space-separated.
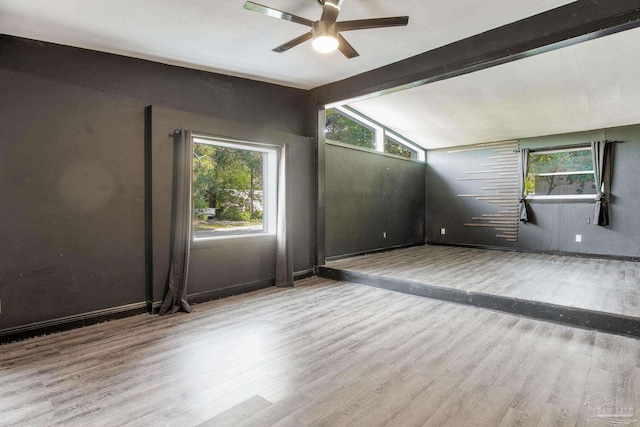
xmin=244 ymin=0 xmax=408 ymax=59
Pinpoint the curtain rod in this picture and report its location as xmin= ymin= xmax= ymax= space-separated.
xmin=513 ymin=140 xmax=617 ymax=153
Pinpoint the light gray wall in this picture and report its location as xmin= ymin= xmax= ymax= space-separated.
xmin=0 ymin=35 xmax=313 ymax=330
xmin=426 ymin=124 xmax=640 ymax=258
xmin=325 ymin=144 xmax=425 ymax=258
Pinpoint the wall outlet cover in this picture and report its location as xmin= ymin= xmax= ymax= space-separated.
xmin=576 ymin=234 xmax=582 ymax=242
xmin=440 ymin=228 xmax=446 ymax=235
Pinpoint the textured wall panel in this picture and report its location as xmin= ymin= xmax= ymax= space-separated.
xmin=450 ymin=141 xmax=519 ymax=242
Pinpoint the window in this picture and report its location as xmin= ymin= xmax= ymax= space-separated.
xmin=325 ymin=106 xmax=425 ymax=161
xmin=192 ymin=137 xmax=277 ymax=239
xmin=526 ymin=147 xmax=596 ymax=198
xmin=325 ymin=108 xmax=376 ymax=149
xmin=385 ymin=135 xmax=419 ymax=159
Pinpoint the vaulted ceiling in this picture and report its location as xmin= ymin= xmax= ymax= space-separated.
xmin=2 ymin=0 xmax=640 ymax=149
xmin=347 ymin=26 xmax=640 ymax=149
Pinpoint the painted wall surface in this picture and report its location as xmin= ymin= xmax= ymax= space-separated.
xmin=150 ymin=107 xmax=315 ymax=302
xmin=325 ymin=144 xmax=425 ymax=258
xmin=0 ymin=36 xmax=312 ymax=330
xmin=426 ymin=125 xmax=640 ymax=258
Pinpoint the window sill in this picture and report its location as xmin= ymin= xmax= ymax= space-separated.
xmin=526 ymin=195 xmax=597 ymax=203
xmin=192 ymin=232 xmax=277 ymax=250
xmin=326 ymin=140 xmax=425 ymax=164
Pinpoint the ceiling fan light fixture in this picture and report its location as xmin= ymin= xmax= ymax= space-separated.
xmin=312 ymin=35 xmax=339 ymax=53
xmin=243 ymin=1 xmax=408 ymax=59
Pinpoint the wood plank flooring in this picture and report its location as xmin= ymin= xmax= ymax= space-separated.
xmin=2 ymin=277 xmax=639 ymax=426
xmin=327 ymin=245 xmax=640 ymax=318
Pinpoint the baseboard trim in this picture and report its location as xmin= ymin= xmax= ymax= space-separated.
xmin=324 ymin=242 xmax=425 ymax=263
xmin=187 ymin=278 xmax=275 ymax=306
xmin=318 ymin=266 xmax=640 ymax=339
xmin=151 ymin=269 xmax=318 ymax=312
xmin=294 ymin=268 xmax=316 ymax=281
xmin=0 ymin=302 xmax=148 ymax=345
xmin=2 ymin=270 xmax=318 ymax=344
xmin=426 ymin=241 xmax=640 ymax=263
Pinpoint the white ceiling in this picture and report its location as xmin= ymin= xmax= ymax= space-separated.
xmin=346 ymin=27 xmax=640 ymax=149
xmin=0 ymin=0 xmax=574 ymax=89
xmin=3 ymin=0 xmax=637 ymax=150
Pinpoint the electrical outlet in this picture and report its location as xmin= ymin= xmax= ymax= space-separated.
xmin=576 ymin=234 xmax=582 ymax=242
xmin=382 ymin=232 xmax=387 ymax=238
xmin=584 ymin=217 xmax=591 ymax=224
xmin=440 ymin=228 xmax=446 ymax=235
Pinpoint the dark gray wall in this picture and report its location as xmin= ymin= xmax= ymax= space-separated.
xmin=325 ymin=144 xmax=425 ymax=258
xmin=0 ymin=36 xmax=310 ymax=136
xmin=150 ymin=107 xmax=315 ymax=302
xmin=426 ymin=125 xmax=640 ymax=258
xmin=0 ymin=35 xmax=313 ymax=330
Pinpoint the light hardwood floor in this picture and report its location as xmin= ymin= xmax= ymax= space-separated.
xmin=328 ymin=245 xmax=640 ymax=318
xmin=1 ymin=277 xmax=639 ymax=426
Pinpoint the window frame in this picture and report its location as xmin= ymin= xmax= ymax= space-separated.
xmin=525 ymin=146 xmax=597 ymax=201
xmin=384 ymin=132 xmax=423 ymax=160
xmin=325 ymin=106 xmax=381 ymax=150
xmin=191 ymin=135 xmax=279 ymax=242
xmin=326 ymin=106 xmax=426 ymax=162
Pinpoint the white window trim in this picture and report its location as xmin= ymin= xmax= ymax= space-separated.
xmin=334 ymin=106 xmax=384 ymax=151
xmin=533 ymin=146 xmax=591 ymax=155
xmin=192 ymin=136 xmax=278 ymax=242
xmin=526 ymin=194 xmax=598 ymax=201
xmin=526 ymin=145 xmax=596 ymax=200
xmin=326 ymin=139 xmax=425 ymax=164
xmin=384 ymin=132 xmax=426 ymax=162
xmin=535 ymin=170 xmax=595 ymax=176
xmin=329 ymin=106 xmax=425 ymax=162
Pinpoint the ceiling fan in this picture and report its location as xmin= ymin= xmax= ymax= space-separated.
xmin=243 ymin=0 xmax=409 ymax=58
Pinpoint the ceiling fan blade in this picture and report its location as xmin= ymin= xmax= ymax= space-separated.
xmin=337 ymin=33 xmax=359 ymax=59
xmin=319 ymin=0 xmax=342 ymax=26
xmin=244 ymin=1 xmax=314 ymax=27
xmin=273 ymin=32 xmax=314 ymax=53
xmin=336 ymin=16 xmax=409 ymax=32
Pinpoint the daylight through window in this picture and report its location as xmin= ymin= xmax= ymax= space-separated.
xmin=325 ymin=108 xmax=376 ymax=149
xmin=325 ymin=106 xmax=425 ymax=161
xmin=385 ymin=135 xmax=418 ymax=159
xmin=192 ymin=137 xmax=277 ymax=239
xmin=526 ymin=147 xmax=596 ymax=197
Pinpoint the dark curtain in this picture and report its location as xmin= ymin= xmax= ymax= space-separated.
xmin=275 ymin=144 xmax=293 ymax=287
xmin=591 ymin=140 xmax=611 ymax=226
xmin=518 ymin=148 xmax=530 ymax=222
xmin=159 ymin=129 xmax=193 ymax=315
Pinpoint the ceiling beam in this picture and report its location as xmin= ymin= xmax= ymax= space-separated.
xmin=311 ymin=0 xmax=640 ymax=106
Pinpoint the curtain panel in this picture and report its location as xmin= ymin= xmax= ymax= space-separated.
xmin=517 ymin=148 xmax=530 ymax=222
xmin=275 ymin=144 xmax=294 ymax=287
xmin=591 ymin=141 xmax=611 ymax=226
xmin=159 ymin=129 xmax=194 ymax=315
